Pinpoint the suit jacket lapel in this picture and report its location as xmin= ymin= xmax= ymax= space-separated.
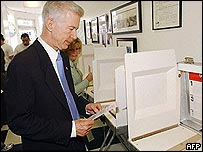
xmin=60 ymin=53 xmax=74 ymax=89
xmin=33 ymin=40 xmax=71 ymax=112
xmin=45 ymin=66 xmax=70 ymax=109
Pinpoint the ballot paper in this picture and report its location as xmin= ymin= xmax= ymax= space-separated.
xmin=89 ymin=102 xmax=117 ymax=120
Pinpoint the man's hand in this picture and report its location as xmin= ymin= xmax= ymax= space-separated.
xmin=75 ymin=118 xmax=94 ymax=137
xmin=86 ymin=103 xmax=102 ymax=115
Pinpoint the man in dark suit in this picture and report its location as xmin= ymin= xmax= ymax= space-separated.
xmin=1 ymin=48 xmax=7 ymax=127
xmin=5 ymin=1 xmax=102 ymax=151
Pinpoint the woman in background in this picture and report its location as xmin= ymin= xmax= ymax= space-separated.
xmin=65 ymin=38 xmax=93 ymax=96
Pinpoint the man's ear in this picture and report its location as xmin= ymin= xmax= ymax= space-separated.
xmin=46 ymin=18 xmax=54 ymax=32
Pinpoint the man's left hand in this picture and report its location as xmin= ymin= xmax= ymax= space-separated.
xmin=86 ymin=103 xmax=102 ymax=114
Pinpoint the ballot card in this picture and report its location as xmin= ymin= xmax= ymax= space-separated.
xmin=89 ymin=102 xmax=117 ymax=120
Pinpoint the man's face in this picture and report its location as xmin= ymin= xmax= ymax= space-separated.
xmin=51 ymin=11 xmax=80 ymax=50
xmin=22 ymin=37 xmax=30 ymax=46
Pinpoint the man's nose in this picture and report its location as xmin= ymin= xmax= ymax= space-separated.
xmin=71 ymin=29 xmax=77 ymax=40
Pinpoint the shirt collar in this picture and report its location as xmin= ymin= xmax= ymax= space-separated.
xmin=38 ymin=36 xmax=59 ymax=63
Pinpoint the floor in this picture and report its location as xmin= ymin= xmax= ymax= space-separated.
xmin=1 ymin=119 xmax=127 ymax=151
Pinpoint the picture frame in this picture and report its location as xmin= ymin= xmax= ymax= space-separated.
xmin=98 ymin=14 xmax=108 ymax=46
xmin=110 ymin=1 xmax=142 ymax=35
xmin=90 ymin=17 xmax=99 ymax=43
xmin=116 ymin=38 xmax=137 ymax=53
xmin=85 ymin=21 xmax=92 ymax=44
xmin=152 ymin=1 xmax=182 ymax=30
xmin=98 ymin=14 xmax=108 ymax=34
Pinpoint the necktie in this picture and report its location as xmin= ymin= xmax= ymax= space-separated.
xmin=56 ymin=53 xmax=80 ymax=120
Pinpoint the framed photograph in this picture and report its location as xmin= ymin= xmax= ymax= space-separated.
xmin=152 ymin=1 xmax=182 ymax=30
xmin=98 ymin=14 xmax=108 ymax=46
xmin=85 ymin=21 xmax=92 ymax=44
xmin=98 ymin=14 xmax=108 ymax=33
xmin=116 ymin=38 xmax=137 ymax=53
xmin=90 ymin=17 xmax=99 ymax=43
xmin=110 ymin=1 xmax=142 ymax=34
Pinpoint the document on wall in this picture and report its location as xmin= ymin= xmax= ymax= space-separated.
xmin=89 ymin=102 xmax=117 ymax=120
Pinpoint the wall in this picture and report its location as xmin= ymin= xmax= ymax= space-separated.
xmin=113 ymin=1 xmax=202 ymax=63
xmin=1 ymin=1 xmax=202 ymax=63
xmin=1 ymin=4 xmax=41 ymax=49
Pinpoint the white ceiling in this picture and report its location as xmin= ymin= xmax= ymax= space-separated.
xmin=1 ymin=1 xmax=128 ymax=20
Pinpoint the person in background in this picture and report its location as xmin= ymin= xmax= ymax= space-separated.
xmin=1 ymin=34 xmax=14 ymax=71
xmin=64 ymin=38 xmax=93 ymax=96
xmin=14 ymin=33 xmax=31 ymax=55
xmin=1 ymin=48 xmax=7 ymax=127
xmin=1 ymin=47 xmax=14 ymax=151
xmin=1 ymin=48 xmax=5 ymax=73
xmin=5 ymin=1 xmax=102 ymax=151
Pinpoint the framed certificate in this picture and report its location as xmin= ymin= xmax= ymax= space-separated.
xmin=152 ymin=1 xmax=182 ymax=30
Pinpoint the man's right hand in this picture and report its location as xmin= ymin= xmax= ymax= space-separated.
xmin=75 ymin=118 xmax=94 ymax=137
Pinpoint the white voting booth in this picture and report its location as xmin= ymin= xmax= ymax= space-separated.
xmin=78 ymin=45 xmax=104 ymax=78
xmin=92 ymin=47 xmax=126 ymax=103
xmin=100 ymin=65 xmax=128 ymax=151
xmin=114 ymin=65 xmax=127 ymax=127
xmin=78 ymin=45 xmax=104 ymax=101
xmin=124 ymin=49 xmax=202 ymax=151
xmin=92 ymin=47 xmax=129 ymax=151
xmin=89 ymin=47 xmax=201 ymax=150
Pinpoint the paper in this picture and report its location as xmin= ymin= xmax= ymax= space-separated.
xmin=89 ymin=102 xmax=117 ymax=120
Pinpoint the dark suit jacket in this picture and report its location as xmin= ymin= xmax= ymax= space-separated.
xmin=5 ymin=39 xmax=90 ymax=151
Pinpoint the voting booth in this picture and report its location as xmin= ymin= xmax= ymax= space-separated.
xmin=78 ymin=45 xmax=104 ymax=79
xmin=99 ymin=64 xmax=129 ymax=151
xmin=78 ymin=45 xmax=104 ymax=101
xmin=92 ymin=47 xmax=126 ymax=103
xmin=124 ymin=49 xmax=202 ymax=151
xmin=91 ymin=47 xmax=130 ymax=150
xmin=86 ymin=47 xmax=202 ymax=151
